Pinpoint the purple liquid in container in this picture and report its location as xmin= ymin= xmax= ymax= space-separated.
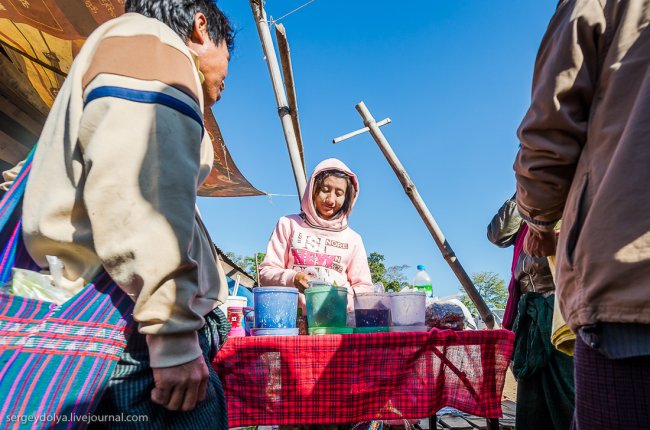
xmin=355 ymin=308 xmax=390 ymax=327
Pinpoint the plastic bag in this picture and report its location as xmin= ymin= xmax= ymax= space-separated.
xmin=445 ymin=298 xmax=478 ymax=330
xmin=425 ymin=298 xmax=465 ymax=330
xmin=3 ymin=268 xmax=73 ymax=304
xmin=46 ymin=255 xmax=64 ymax=289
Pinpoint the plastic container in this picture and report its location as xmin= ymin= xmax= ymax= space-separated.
xmin=218 ymin=295 xmax=248 ymax=318
xmin=353 ymin=326 xmax=389 ymax=334
xmin=227 ymin=307 xmax=245 ymax=337
xmin=251 ymin=327 xmax=299 ymax=336
xmin=305 ymin=284 xmax=348 ymax=328
xmin=296 ymin=308 xmax=308 ymax=335
xmin=353 ymin=292 xmax=391 ymax=327
xmin=346 ymin=311 xmax=356 ymax=327
xmin=389 ymin=325 xmax=429 ymax=333
xmin=253 ymin=286 xmax=299 ymax=328
xmin=308 ymin=327 xmax=354 ymax=335
xmin=242 ymin=307 xmax=255 ymax=335
xmin=390 ymin=291 xmax=426 ymax=326
xmin=413 ymin=265 xmax=433 ymax=298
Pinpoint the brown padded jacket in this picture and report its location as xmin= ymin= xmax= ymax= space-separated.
xmin=487 ymin=198 xmax=555 ymax=296
xmin=514 ymin=0 xmax=650 ymax=331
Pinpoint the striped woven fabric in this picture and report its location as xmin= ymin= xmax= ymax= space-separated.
xmin=0 ymin=148 xmax=39 ymax=281
xmin=0 ymin=154 xmax=134 ymax=429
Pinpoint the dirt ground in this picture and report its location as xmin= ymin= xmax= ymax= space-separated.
xmin=502 ymin=368 xmax=517 ymax=401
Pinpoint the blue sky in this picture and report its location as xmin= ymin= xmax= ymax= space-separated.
xmin=198 ymin=1 xmax=557 ymax=297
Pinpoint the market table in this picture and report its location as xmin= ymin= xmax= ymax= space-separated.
xmin=213 ymin=329 xmax=514 ymax=428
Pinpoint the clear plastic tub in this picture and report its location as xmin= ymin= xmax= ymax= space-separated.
xmin=388 ymin=325 xmax=429 ymax=333
xmin=353 ymin=292 xmax=390 ymax=327
xmin=390 ymin=291 xmax=426 ymax=326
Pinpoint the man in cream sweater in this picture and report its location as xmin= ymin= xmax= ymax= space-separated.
xmin=22 ymin=0 xmax=232 ymax=427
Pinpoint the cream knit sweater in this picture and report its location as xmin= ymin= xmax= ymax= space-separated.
xmin=22 ymin=13 xmax=227 ymax=368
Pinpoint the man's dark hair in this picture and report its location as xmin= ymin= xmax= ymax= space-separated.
xmin=125 ymin=0 xmax=234 ymax=51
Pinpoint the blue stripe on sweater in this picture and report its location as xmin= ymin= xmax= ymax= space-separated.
xmin=84 ymin=86 xmax=204 ymax=135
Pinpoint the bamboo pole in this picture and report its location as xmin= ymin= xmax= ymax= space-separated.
xmin=275 ymin=23 xmax=305 ymax=173
xmin=332 ymin=118 xmax=391 ymax=144
xmin=355 ymin=101 xmax=495 ymax=329
xmin=249 ymin=0 xmax=307 ymax=198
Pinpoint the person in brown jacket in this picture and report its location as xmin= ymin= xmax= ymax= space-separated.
xmin=514 ymin=1 xmax=650 ymax=428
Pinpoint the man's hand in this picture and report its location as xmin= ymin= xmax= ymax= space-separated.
xmin=293 ymin=272 xmax=311 ymax=292
xmin=524 ymin=228 xmax=557 ymax=257
xmin=151 ymin=356 xmax=209 ymax=411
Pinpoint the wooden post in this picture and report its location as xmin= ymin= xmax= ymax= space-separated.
xmin=275 ymin=23 xmax=305 ymax=173
xmin=332 ymin=118 xmax=391 ymax=144
xmin=249 ymin=0 xmax=307 ymax=198
xmin=355 ymin=101 xmax=495 ymax=329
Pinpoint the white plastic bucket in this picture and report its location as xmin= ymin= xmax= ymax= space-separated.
xmin=388 ymin=325 xmax=429 ymax=333
xmin=390 ymin=291 xmax=426 ymax=326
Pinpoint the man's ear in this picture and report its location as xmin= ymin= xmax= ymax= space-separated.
xmin=190 ymin=12 xmax=208 ymax=44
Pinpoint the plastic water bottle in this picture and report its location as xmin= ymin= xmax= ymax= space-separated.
xmin=413 ymin=265 xmax=433 ymax=298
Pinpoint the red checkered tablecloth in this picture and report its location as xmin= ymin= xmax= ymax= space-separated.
xmin=213 ymin=329 xmax=514 ymax=426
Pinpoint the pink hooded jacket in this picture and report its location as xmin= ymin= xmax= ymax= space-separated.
xmin=259 ymin=159 xmax=374 ymax=311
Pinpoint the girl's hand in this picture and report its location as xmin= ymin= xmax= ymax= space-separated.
xmin=293 ymin=272 xmax=311 ymax=292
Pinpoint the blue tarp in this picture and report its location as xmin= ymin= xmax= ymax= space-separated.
xmin=227 ymin=277 xmax=254 ymax=306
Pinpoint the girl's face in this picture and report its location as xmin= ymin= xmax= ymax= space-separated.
xmin=314 ymin=175 xmax=348 ymax=220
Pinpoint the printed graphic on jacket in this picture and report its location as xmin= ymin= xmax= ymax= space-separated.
xmin=290 ymin=232 xmax=348 ymax=283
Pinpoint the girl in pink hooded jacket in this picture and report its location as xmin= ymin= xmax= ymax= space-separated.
xmin=259 ymin=159 xmax=374 ymax=312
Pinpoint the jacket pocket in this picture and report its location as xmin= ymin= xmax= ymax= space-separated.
xmin=565 ymin=173 xmax=589 ymax=267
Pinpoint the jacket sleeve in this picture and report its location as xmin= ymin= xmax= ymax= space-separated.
xmin=79 ymin=62 xmax=207 ymax=367
xmin=259 ymin=217 xmax=297 ymax=287
xmin=487 ymin=197 xmax=524 ymax=247
xmin=514 ymin=0 xmax=605 ymax=231
xmin=348 ymin=237 xmax=374 ymax=294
